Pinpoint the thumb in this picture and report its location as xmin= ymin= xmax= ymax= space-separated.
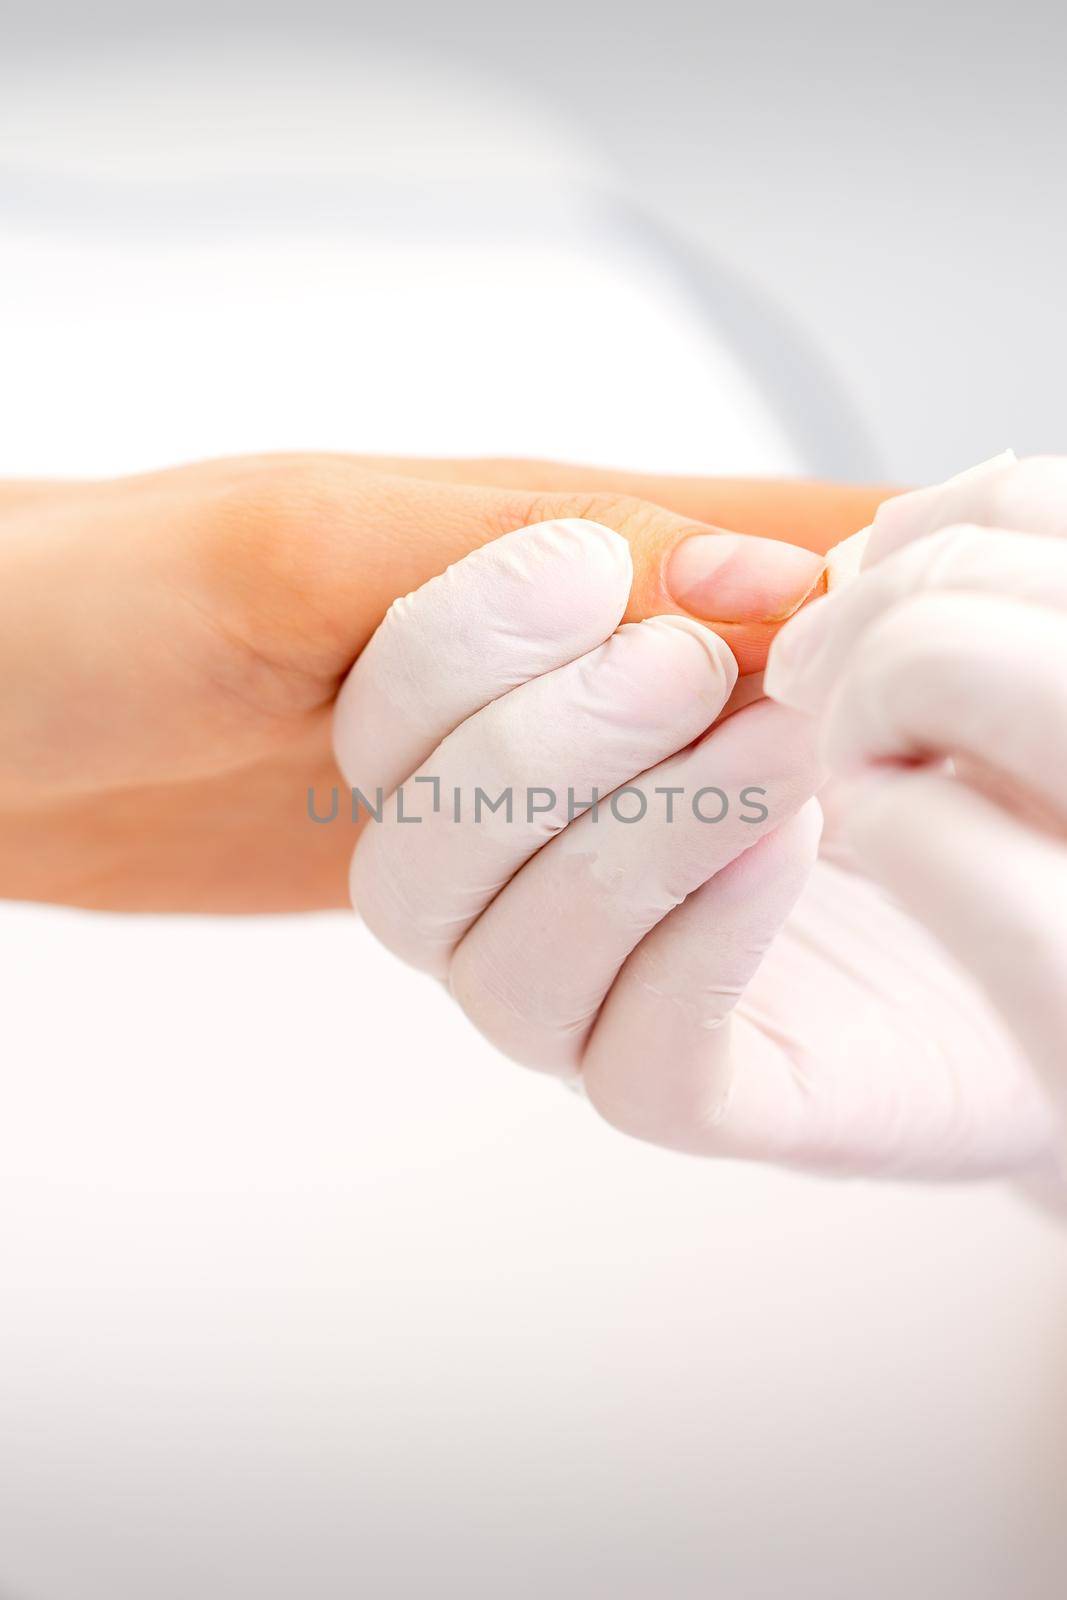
xmin=190 ymin=456 xmax=826 ymax=679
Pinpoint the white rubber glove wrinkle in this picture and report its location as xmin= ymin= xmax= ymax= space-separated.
xmin=351 ymin=613 xmax=737 ymax=976
xmin=344 ymin=502 xmax=1063 ymax=1178
xmin=448 ymin=699 xmax=822 ymax=1073
xmin=728 ymin=857 xmax=1056 ymax=1177
xmin=845 ymin=767 xmax=1067 ymax=1133
xmin=581 ymin=802 xmax=824 ymax=1153
xmin=763 ymin=455 xmax=1067 ymax=1169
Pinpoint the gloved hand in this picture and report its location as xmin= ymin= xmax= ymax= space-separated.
xmin=0 ymin=453 xmax=841 ymax=911
xmin=766 ymin=452 xmax=1067 ymax=1149
xmin=336 ymin=508 xmax=1059 ymax=1178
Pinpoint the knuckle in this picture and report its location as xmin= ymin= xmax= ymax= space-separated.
xmin=527 ymin=489 xmax=663 ymax=543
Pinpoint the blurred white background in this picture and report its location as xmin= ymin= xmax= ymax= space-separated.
xmin=7 ymin=0 xmax=1067 ymax=481
xmin=1 ymin=12 xmax=1066 ymax=1600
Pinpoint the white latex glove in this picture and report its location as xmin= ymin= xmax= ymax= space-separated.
xmin=766 ymin=452 xmax=1067 ymax=1150
xmin=336 ymin=513 xmax=1058 ymax=1177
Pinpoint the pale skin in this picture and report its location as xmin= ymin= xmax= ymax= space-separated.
xmin=0 ymin=455 xmax=890 ymax=911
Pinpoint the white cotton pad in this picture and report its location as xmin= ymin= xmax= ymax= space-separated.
xmin=826 ymin=452 xmax=1018 ymax=590
xmin=825 ymin=525 xmax=871 ymax=591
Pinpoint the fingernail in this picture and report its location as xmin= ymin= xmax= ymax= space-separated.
xmin=665 ymin=532 xmax=825 ymax=624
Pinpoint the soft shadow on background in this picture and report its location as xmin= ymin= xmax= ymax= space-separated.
xmin=6 ymin=0 xmax=1067 ymax=479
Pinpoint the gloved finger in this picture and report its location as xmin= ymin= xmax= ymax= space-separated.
xmin=844 ymin=765 xmax=1067 ymax=1126
xmin=333 ymin=518 xmax=632 ymax=800
xmin=765 ymin=523 xmax=1067 ymax=715
xmin=581 ymin=801 xmax=822 ymax=1152
xmin=586 ymin=807 xmax=1057 ymax=1176
xmin=351 ymin=615 xmax=737 ymax=977
xmin=867 ymin=452 xmax=1067 ymax=566
xmin=820 ymin=592 xmax=1067 ymax=825
xmin=857 ymin=449 xmax=1015 ymax=565
xmin=730 ymin=856 xmax=1056 ymax=1177
xmin=448 ymin=701 xmax=822 ymax=1075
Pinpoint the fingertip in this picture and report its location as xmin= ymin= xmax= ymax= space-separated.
xmin=762 ymin=597 xmax=835 ymax=710
xmin=640 ymin=613 xmax=739 ymax=700
xmin=547 ymin=516 xmax=634 ymax=582
xmin=784 ymin=793 xmax=825 ymax=862
xmin=865 ymin=450 xmax=1017 ymax=565
xmin=665 ymin=531 xmax=825 ymax=624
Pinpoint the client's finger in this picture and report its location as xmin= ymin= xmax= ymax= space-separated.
xmin=351 ymin=454 xmax=893 ymax=555
xmin=176 ymin=453 xmax=826 ymax=678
